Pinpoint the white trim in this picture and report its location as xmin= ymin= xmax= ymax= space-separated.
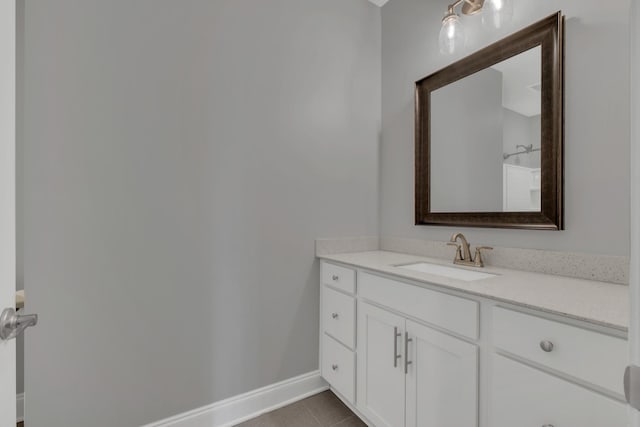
xmin=631 ymin=0 xmax=640 ymax=365
xmin=630 ymin=0 xmax=640 ymax=425
xmin=142 ymin=371 xmax=328 ymax=427
xmin=16 ymin=393 xmax=24 ymax=422
xmin=0 ymin=0 xmax=16 ymax=424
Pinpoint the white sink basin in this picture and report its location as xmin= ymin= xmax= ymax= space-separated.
xmin=396 ymin=262 xmax=497 ymax=282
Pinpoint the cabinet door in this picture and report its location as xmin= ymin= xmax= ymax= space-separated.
xmin=357 ymin=302 xmax=406 ymax=427
xmin=405 ymin=320 xmax=478 ymax=427
xmin=491 ymin=354 xmax=627 ymax=427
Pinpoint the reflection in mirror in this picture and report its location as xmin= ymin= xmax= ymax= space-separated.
xmin=430 ymin=46 xmax=541 ymax=213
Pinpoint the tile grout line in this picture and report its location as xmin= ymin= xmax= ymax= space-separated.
xmin=302 ymin=392 xmax=354 ymax=427
xmin=301 ymin=400 xmax=324 ymax=427
xmin=331 ymin=415 xmax=358 ymax=427
xmin=328 ymin=415 xmax=357 ymax=427
xmin=308 ymin=395 xmax=355 ymax=427
xmin=234 ymin=391 xmax=360 ymax=427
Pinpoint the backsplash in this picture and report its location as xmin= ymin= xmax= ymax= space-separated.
xmin=316 ymin=236 xmax=629 ymax=285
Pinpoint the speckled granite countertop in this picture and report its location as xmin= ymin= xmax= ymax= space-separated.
xmin=318 ymin=251 xmax=629 ymax=332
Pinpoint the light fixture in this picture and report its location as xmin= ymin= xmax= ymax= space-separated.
xmin=438 ymin=7 xmax=466 ymax=55
xmin=438 ymin=0 xmax=513 ymax=55
xmin=482 ymin=0 xmax=514 ymax=29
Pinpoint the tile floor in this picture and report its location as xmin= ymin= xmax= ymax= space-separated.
xmin=235 ymin=390 xmax=365 ymax=427
xmin=14 ymin=391 xmax=362 ymax=427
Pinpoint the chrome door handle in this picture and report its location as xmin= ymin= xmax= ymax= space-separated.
xmin=393 ymin=327 xmax=402 ymax=367
xmin=0 ymin=308 xmax=38 ymax=341
xmin=625 ymin=365 xmax=640 ymax=410
xmin=405 ymin=332 xmax=413 ymax=374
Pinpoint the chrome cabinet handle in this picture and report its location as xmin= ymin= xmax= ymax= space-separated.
xmin=332 ymin=364 xmax=338 ymax=371
xmin=0 ymin=308 xmax=38 ymax=341
xmin=540 ymin=340 xmax=554 ymax=353
xmin=331 ymin=313 xmax=339 ymax=319
xmin=405 ymin=332 xmax=413 ymax=374
xmin=393 ymin=327 xmax=402 ymax=367
xmin=332 ymin=275 xmax=339 ymax=281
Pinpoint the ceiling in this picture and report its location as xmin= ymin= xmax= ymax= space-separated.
xmin=367 ymin=0 xmax=390 ymax=6
xmin=491 ymin=46 xmax=542 ymax=117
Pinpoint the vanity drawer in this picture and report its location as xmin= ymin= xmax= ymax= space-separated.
xmin=322 ymin=334 xmax=355 ymax=403
xmin=322 ymin=262 xmax=356 ymax=294
xmin=493 ymin=307 xmax=628 ymax=395
xmin=358 ymin=272 xmax=478 ymax=340
xmin=322 ymin=286 xmax=356 ymax=349
xmin=491 ymin=354 xmax=626 ymax=427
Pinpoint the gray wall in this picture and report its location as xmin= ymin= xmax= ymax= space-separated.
xmin=381 ymin=0 xmax=631 ymax=255
xmin=431 ymin=68 xmax=504 ymax=212
xmin=21 ymin=1 xmax=380 ymax=426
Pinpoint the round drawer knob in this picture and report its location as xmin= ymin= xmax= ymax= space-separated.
xmin=540 ymin=340 xmax=554 ymax=353
xmin=332 ymin=364 xmax=339 ymax=371
xmin=331 ymin=313 xmax=339 ymax=319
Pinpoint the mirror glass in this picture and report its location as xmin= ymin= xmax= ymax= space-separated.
xmin=430 ymin=46 xmax=542 ymax=213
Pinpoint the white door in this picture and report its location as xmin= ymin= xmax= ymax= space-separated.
xmin=357 ymin=302 xmax=406 ymax=427
xmin=631 ymin=0 xmax=640 ymax=425
xmin=405 ymin=320 xmax=478 ymax=427
xmin=0 ymin=0 xmax=17 ymax=424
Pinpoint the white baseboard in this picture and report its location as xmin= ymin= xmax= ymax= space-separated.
xmin=16 ymin=393 xmax=24 ymax=422
xmin=143 ymin=371 xmax=328 ymax=427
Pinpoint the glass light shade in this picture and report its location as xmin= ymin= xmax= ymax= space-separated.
xmin=482 ymin=0 xmax=514 ymax=29
xmin=439 ymin=14 xmax=465 ymax=55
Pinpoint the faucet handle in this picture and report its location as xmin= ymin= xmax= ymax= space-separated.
xmin=473 ymin=246 xmax=493 ymax=267
xmin=447 ymin=242 xmax=463 ymax=261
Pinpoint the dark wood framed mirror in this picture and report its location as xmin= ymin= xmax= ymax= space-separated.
xmin=415 ymin=12 xmax=564 ymax=230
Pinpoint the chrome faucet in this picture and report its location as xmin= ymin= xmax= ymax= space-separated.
xmin=447 ymin=233 xmax=493 ymax=268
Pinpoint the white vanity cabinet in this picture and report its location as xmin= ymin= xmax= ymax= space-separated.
xmin=357 ymin=303 xmax=406 ymax=427
xmin=355 ymin=303 xmax=478 ymax=427
xmin=405 ymin=320 xmax=478 ymax=427
xmin=492 ymin=307 xmax=628 ymax=396
xmin=357 ymin=274 xmax=479 ymax=427
xmin=318 ymin=260 xmax=629 ymax=427
xmin=491 ymin=354 xmax=627 ymax=427
xmin=320 ymin=263 xmax=357 ymax=402
xmin=490 ymin=307 xmax=628 ymax=427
